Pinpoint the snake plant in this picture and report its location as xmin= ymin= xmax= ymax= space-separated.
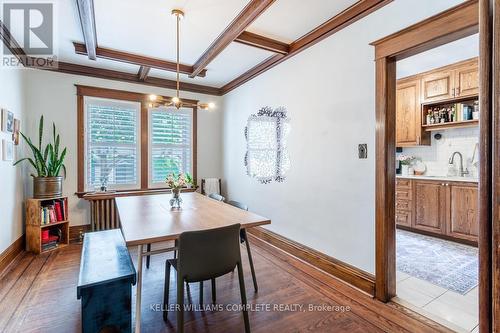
xmin=14 ymin=115 xmax=67 ymax=178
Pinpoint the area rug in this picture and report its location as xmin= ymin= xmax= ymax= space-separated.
xmin=396 ymin=229 xmax=478 ymax=294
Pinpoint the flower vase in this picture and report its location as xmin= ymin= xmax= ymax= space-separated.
xmin=401 ymin=164 xmax=409 ymax=176
xmin=170 ymin=188 xmax=182 ymax=209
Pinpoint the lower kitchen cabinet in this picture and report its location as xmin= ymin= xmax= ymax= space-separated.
xmin=448 ymin=184 xmax=479 ymax=242
xmin=396 ymin=178 xmax=478 ymax=243
xmin=414 ymin=180 xmax=447 ymax=234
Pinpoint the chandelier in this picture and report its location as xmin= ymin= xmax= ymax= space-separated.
xmin=148 ymin=9 xmax=215 ymax=110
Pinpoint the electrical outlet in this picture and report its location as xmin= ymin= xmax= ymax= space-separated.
xmin=358 ymin=144 xmax=367 ymax=159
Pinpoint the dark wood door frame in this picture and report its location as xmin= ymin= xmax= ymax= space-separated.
xmin=371 ymin=0 xmax=494 ymax=331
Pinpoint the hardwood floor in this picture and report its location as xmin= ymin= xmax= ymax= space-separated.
xmin=0 ymin=235 xmax=454 ymax=333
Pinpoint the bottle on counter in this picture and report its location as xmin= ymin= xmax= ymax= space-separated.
xmin=473 ymin=101 xmax=479 ymax=120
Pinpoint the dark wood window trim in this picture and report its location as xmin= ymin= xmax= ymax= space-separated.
xmin=76 ymin=85 xmax=198 ymax=198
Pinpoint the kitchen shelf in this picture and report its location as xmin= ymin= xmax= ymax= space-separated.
xmin=422 ymin=119 xmax=478 ymax=131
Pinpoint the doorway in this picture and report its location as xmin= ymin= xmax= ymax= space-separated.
xmin=370 ymin=1 xmax=493 ymax=332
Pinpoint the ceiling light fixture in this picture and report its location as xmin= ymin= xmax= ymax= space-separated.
xmin=148 ymin=9 xmax=215 ymax=111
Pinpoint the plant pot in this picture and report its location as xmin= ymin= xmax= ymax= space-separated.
xmin=33 ymin=176 xmax=63 ymax=198
xmin=401 ymin=165 xmax=409 ymax=176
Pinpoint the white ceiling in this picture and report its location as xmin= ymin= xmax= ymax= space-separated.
xmin=246 ymin=0 xmax=358 ymax=42
xmin=51 ymin=0 xmax=361 ymax=88
xmin=397 ymin=34 xmax=479 ymax=79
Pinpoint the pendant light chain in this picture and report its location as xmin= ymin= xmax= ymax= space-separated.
xmin=176 ymin=12 xmax=180 ymax=100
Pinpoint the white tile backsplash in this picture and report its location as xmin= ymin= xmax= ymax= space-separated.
xmin=400 ymin=127 xmax=479 ymax=178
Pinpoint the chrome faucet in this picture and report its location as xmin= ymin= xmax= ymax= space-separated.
xmin=449 ymin=152 xmax=469 ymax=177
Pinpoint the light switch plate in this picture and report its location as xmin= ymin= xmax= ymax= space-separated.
xmin=358 ymin=144 xmax=367 ymax=159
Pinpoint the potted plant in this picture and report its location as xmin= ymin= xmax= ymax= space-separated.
xmin=397 ymin=154 xmax=415 ymax=176
xmin=14 ymin=116 xmax=67 ymax=198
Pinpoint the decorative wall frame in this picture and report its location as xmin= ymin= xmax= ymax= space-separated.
xmin=12 ymin=118 xmax=20 ymax=145
xmin=1 ymin=109 xmax=14 ymax=133
xmin=2 ymin=139 xmax=13 ymax=161
xmin=244 ymin=106 xmax=290 ymax=184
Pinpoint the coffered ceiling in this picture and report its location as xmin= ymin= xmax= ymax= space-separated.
xmin=0 ymin=0 xmax=393 ymax=95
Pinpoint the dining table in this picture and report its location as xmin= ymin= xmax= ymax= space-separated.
xmin=115 ymin=192 xmax=271 ymax=333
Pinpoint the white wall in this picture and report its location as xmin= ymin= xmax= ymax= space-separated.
xmin=401 ymin=127 xmax=480 ymax=178
xmin=0 ymin=69 xmax=26 ymax=254
xmin=222 ymin=0 xmax=465 ymax=274
xmin=23 ymin=69 xmax=223 ymax=227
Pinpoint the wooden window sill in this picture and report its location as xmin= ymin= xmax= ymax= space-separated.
xmin=75 ymin=187 xmax=198 ymax=199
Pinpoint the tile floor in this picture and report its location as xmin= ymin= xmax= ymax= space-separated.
xmin=394 ymin=270 xmax=479 ymax=332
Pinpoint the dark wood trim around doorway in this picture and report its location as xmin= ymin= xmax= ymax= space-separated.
xmin=371 ymin=0 xmax=494 ymax=331
xmin=491 ymin=0 xmax=500 ymax=331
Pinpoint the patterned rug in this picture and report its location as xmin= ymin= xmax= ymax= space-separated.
xmin=396 ymin=229 xmax=478 ymax=294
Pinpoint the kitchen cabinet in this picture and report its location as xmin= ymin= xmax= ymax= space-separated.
xmin=395 ymin=178 xmax=478 ymax=244
xmin=396 ymin=179 xmax=413 ymax=228
xmin=448 ymin=183 xmax=479 ymax=242
xmin=420 ymin=58 xmax=478 ymax=103
xmin=396 ymin=78 xmax=429 ymax=147
xmin=421 ymin=69 xmax=455 ymax=103
xmin=454 ymin=60 xmax=479 ymax=98
xmin=414 ymin=180 xmax=447 ymax=234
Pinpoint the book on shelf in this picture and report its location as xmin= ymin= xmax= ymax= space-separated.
xmin=40 ymin=198 xmax=67 ymax=225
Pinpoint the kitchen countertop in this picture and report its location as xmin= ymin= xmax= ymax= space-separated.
xmin=396 ymin=175 xmax=478 ymax=183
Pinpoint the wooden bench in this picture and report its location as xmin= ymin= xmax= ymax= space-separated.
xmin=77 ymin=229 xmax=136 ymax=333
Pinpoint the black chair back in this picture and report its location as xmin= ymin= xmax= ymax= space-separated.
xmin=178 ymin=224 xmax=241 ymax=282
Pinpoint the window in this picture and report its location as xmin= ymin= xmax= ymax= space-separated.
xmin=149 ymin=107 xmax=193 ymax=187
xmin=84 ymin=97 xmax=141 ymax=191
xmin=77 ymin=86 xmax=198 ymax=195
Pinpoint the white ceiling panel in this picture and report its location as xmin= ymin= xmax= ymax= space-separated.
xmin=149 ymin=43 xmax=274 ymax=87
xmin=246 ymin=0 xmax=358 ymax=43
xmin=93 ymin=0 xmax=249 ymax=64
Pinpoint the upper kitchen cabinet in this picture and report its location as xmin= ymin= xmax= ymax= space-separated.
xmin=396 ymin=77 xmax=430 ymax=147
xmin=420 ymin=57 xmax=478 ymax=103
xmin=454 ymin=58 xmax=479 ymax=98
xmin=421 ymin=69 xmax=455 ymax=103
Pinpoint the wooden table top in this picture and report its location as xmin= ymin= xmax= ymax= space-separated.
xmin=116 ymin=192 xmax=271 ymax=246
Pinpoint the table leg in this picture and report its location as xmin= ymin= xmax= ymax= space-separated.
xmin=135 ymin=244 xmax=143 ymax=333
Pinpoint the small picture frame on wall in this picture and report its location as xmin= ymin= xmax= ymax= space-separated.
xmin=12 ymin=118 xmax=20 ymax=145
xmin=1 ymin=109 xmax=14 ymax=133
xmin=2 ymin=139 xmax=13 ymax=161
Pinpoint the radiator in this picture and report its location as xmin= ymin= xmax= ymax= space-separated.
xmin=89 ymin=198 xmax=120 ymax=231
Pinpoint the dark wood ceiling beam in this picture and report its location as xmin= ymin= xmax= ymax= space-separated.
xmin=0 ymin=19 xmax=27 ymax=64
xmin=73 ymin=42 xmax=207 ymax=77
xmin=75 ymin=0 xmax=97 ymax=60
xmin=189 ymin=0 xmax=276 ymax=78
xmin=234 ymin=31 xmax=289 ymax=54
xmin=137 ymin=66 xmax=151 ymax=81
xmin=31 ymin=59 xmax=221 ymax=95
xmin=221 ymin=0 xmax=393 ymax=94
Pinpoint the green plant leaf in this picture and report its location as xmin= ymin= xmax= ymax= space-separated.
xmin=38 ymin=115 xmax=44 ymax=151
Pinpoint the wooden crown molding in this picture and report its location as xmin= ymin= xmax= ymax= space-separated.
xmin=75 ymin=0 xmax=97 ymax=60
xmin=370 ymin=0 xmax=478 ymax=60
xmin=221 ymin=0 xmax=393 ymax=94
xmin=73 ymin=42 xmax=207 ymax=77
xmin=189 ymin=0 xmax=276 ymax=78
xmin=234 ymin=31 xmax=290 ymax=54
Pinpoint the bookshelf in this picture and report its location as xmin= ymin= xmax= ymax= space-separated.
xmin=26 ymin=196 xmax=70 ymax=254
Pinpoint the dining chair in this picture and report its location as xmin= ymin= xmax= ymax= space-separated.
xmin=227 ymin=200 xmax=258 ymax=292
xmin=208 ymin=192 xmax=225 ymax=201
xmin=163 ymin=223 xmax=250 ymax=333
